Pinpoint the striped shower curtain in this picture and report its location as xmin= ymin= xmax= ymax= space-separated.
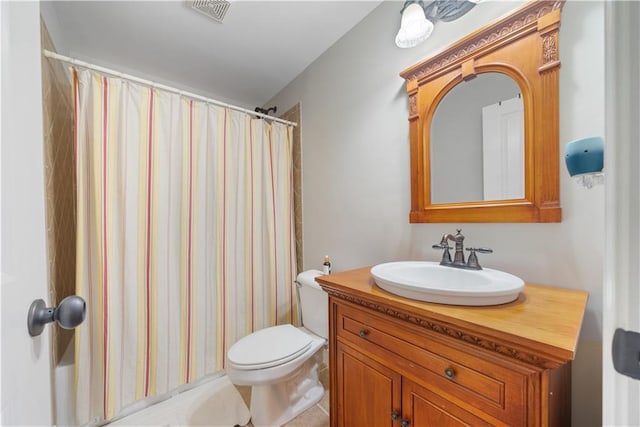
xmin=73 ymin=68 xmax=297 ymax=424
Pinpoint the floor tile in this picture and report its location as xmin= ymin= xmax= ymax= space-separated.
xmin=282 ymin=404 xmax=329 ymax=427
xmin=319 ymin=367 xmax=329 ymax=389
xmin=235 ymin=385 xmax=251 ymax=409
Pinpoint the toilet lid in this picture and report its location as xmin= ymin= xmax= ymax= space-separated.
xmin=227 ymin=324 xmax=312 ymax=370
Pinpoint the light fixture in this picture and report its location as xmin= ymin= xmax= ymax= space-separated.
xmin=396 ymin=1 xmax=434 ymax=48
xmin=564 ymin=136 xmax=604 ymax=188
xmin=395 ymin=1 xmax=478 ymax=49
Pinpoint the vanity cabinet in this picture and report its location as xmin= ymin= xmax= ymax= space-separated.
xmin=336 ymin=341 xmax=401 ymax=426
xmin=317 ymin=268 xmax=588 ymax=427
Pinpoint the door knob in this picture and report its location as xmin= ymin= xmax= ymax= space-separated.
xmin=612 ymin=328 xmax=640 ymax=380
xmin=27 ymin=295 xmax=86 ymax=337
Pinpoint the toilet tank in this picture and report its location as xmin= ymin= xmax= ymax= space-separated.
xmin=296 ymin=270 xmax=328 ymax=339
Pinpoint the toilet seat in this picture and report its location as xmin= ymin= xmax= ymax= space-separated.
xmin=227 ymin=324 xmax=313 ymax=370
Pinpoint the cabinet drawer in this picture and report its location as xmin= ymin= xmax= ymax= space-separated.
xmin=335 ymin=302 xmax=533 ymax=425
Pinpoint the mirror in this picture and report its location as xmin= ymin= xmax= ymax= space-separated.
xmin=400 ymin=0 xmax=564 ymax=223
xmin=431 ymin=72 xmax=524 ymax=204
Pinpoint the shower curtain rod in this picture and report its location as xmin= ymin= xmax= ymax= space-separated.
xmin=43 ymin=50 xmax=298 ymax=127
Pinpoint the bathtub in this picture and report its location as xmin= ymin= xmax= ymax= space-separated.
xmin=54 ymin=339 xmax=251 ymax=427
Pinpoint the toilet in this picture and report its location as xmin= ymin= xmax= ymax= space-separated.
xmin=226 ymin=270 xmax=328 ymax=427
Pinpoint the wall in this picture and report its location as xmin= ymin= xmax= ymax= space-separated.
xmin=40 ymin=19 xmax=76 ymax=366
xmin=268 ymin=1 xmax=604 ymax=425
xmin=279 ymin=104 xmax=304 ymax=274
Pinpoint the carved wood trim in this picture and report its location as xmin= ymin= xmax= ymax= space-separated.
xmin=543 ymin=32 xmax=558 ymax=64
xmin=408 ymin=94 xmax=417 ymax=117
xmin=325 ymin=288 xmax=561 ymax=369
xmin=401 ymin=1 xmax=564 ymax=83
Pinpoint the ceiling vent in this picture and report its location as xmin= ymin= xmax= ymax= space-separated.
xmin=191 ymin=0 xmax=231 ymax=23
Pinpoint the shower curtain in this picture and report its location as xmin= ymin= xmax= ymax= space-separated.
xmin=72 ymin=68 xmax=297 ymax=424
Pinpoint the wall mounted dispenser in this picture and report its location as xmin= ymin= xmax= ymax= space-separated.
xmin=564 ymin=136 xmax=604 ymax=188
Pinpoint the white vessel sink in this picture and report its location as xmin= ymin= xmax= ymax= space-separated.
xmin=371 ymin=261 xmax=524 ymax=306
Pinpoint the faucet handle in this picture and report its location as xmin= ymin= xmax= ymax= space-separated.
xmin=432 ymin=243 xmax=452 ymax=250
xmin=433 ymin=243 xmax=452 ymax=265
xmin=465 ymin=247 xmax=492 ymax=270
xmin=472 ymin=247 xmax=493 ymax=254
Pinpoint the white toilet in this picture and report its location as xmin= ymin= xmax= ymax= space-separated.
xmin=226 ymin=270 xmax=328 ymax=427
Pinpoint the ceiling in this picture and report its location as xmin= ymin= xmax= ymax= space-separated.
xmin=41 ymin=1 xmax=384 ymax=108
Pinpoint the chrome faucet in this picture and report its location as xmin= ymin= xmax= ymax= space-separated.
xmin=432 ymin=229 xmax=493 ymax=270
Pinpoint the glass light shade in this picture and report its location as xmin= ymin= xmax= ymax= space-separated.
xmin=395 ymin=3 xmax=434 ymax=48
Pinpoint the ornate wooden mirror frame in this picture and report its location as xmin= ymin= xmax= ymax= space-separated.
xmin=400 ymin=1 xmax=564 ymax=223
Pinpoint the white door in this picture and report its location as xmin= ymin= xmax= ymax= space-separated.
xmin=481 ymin=95 xmax=524 ymax=200
xmin=1 ymin=2 xmax=53 ymax=425
xmin=603 ymin=1 xmax=640 ymax=425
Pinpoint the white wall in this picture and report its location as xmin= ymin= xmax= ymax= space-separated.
xmin=268 ymin=1 xmax=604 ymax=425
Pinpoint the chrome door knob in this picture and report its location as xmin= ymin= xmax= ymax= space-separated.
xmin=28 ymin=295 xmax=86 ymax=337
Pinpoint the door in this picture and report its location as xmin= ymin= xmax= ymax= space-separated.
xmin=336 ymin=342 xmax=401 ymax=427
xmin=481 ymin=95 xmax=524 ymax=201
xmin=603 ymin=1 xmax=640 ymax=425
xmin=1 ymin=2 xmax=53 ymax=425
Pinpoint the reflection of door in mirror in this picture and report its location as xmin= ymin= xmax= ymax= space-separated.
xmin=430 ymin=73 xmax=523 ymax=204
xmin=482 ymin=95 xmax=524 ymax=200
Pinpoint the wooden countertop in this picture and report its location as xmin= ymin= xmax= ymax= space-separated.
xmin=316 ymin=267 xmax=588 ymax=366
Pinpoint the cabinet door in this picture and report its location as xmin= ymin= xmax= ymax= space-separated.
xmin=336 ymin=342 xmax=401 ymax=427
xmin=403 ymin=378 xmax=495 ymax=427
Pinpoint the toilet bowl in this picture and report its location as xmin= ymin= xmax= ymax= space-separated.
xmin=226 ymin=270 xmax=328 ymax=427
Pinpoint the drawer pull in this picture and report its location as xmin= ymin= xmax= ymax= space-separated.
xmin=391 ymin=411 xmax=400 ymax=421
xmin=358 ymin=328 xmax=369 ymax=338
xmin=401 ymin=419 xmax=410 ymax=427
xmin=444 ymin=367 xmax=456 ymax=379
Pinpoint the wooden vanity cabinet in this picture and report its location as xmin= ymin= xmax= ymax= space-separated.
xmin=336 ymin=341 xmax=401 ymax=427
xmin=317 ymin=268 xmax=588 ymax=427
